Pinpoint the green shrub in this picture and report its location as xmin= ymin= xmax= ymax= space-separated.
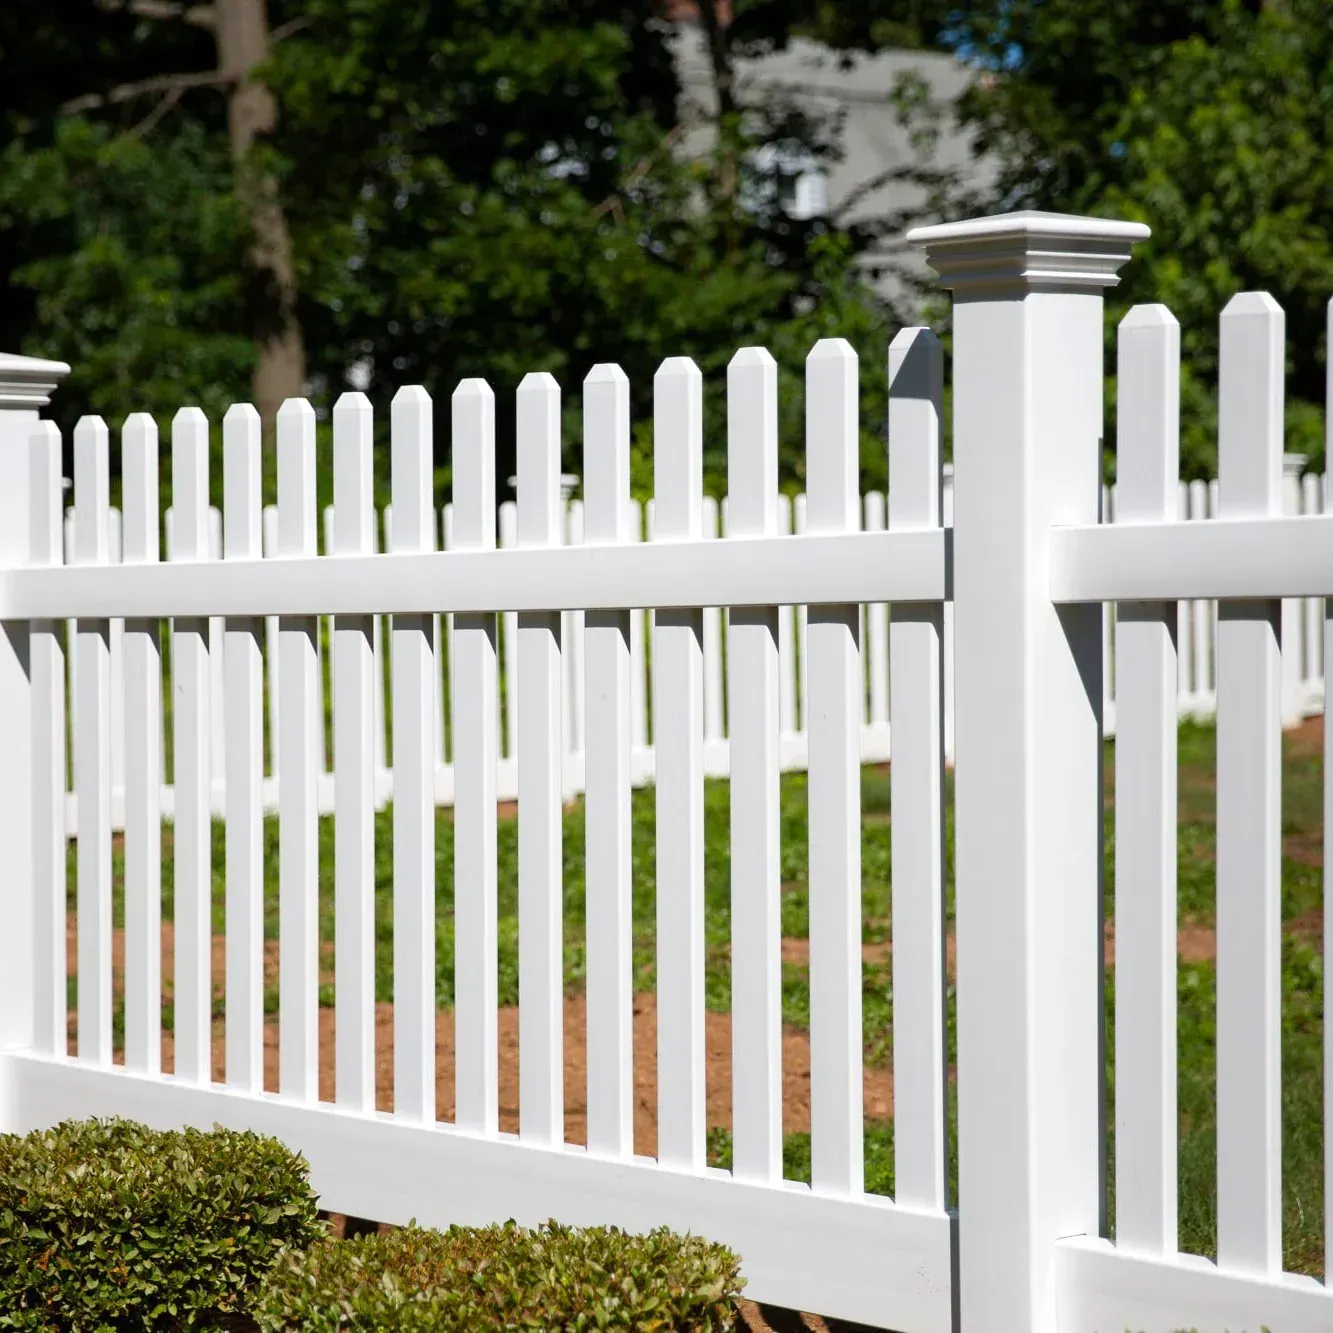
xmin=0 ymin=1117 xmax=325 ymax=1330
xmin=253 ymin=1219 xmax=745 ymax=1331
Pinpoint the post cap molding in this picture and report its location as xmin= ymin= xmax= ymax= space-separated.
xmin=906 ymin=210 xmax=1151 ymax=296
xmin=0 ymin=352 xmax=72 ymax=411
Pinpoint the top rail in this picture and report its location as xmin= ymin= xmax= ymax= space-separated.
xmin=0 ymin=527 xmax=947 ymax=621
xmin=1052 ymin=512 xmax=1333 ymax=603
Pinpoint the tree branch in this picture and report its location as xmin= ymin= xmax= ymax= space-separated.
xmin=270 ymin=15 xmax=311 ymax=43
xmin=124 ymin=84 xmax=185 ymax=139
xmin=61 ymin=68 xmax=235 ymax=115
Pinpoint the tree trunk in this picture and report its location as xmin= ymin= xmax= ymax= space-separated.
xmin=697 ymin=0 xmax=739 ymax=209
xmin=215 ymin=0 xmax=304 ymax=431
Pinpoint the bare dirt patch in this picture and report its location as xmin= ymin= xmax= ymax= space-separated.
xmin=779 ymin=917 xmax=1237 ymax=984
xmin=1286 ymin=715 xmax=1324 ymax=760
xmin=69 ymin=926 xmax=894 ymax=1158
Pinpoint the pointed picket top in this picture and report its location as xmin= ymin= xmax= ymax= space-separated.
xmin=122 ymin=414 xmax=160 ymax=564
xmin=277 ymin=396 xmax=315 ymax=426
xmin=1116 ymin=306 xmax=1180 ymax=522
xmin=654 ymin=357 xmax=702 ymax=542
xmin=452 ymin=379 xmax=495 ymax=551
xmin=74 ymin=417 xmax=111 ymax=565
xmin=1219 ymin=291 xmax=1284 ymax=518
xmin=806 ymin=339 xmax=858 ymax=533
xmin=333 ymin=392 xmax=374 ymax=556
xmin=223 ymin=404 xmax=263 ymax=560
xmin=888 ymin=328 xmax=943 ymax=530
xmin=389 ymin=385 xmax=433 ymax=554
xmin=171 ymin=408 xmax=210 ymax=562
xmin=1120 ymin=302 xmax=1178 ymax=332
xmin=517 ymin=372 xmax=561 ymax=546
xmin=1222 ymin=290 xmax=1283 ymax=320
xmin=277 ymin=397 xmax=317 ymax=557
xmin=584 ymin=364 xmax=630 ymax=544
xmin=728 ymin=347 xmax=778 ymax=537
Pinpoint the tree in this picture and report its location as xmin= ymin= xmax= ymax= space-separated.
xmin=0 ymin=0 xmax=307 ymax=433
xmin=942 ymin=0 xmax=1332 ymax=476
xmin=265 ymin=0 xmax=907 ymax=494
xmin=3 ymin=0 xmax=937 ymax=494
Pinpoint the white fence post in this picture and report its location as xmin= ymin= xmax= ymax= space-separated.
xmin=0 ymin=354 xmax=68 ymax=1100
xmin=909 ymin=212 xmax=1147 ymax=1330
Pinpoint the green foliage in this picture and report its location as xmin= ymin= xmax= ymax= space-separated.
xmin=0 ymin=116 xmax=253 ymax=436
xmin=2 ymin=0 xmax=906 ymax=496
xmin=0 ymin=1117 xmax=325 ymax=1329
xmin=948 ymin=0 xmax=1333 ymax=477
xmin=265 ymin=0 xmax=899 ymax=494
xmin=251 ymin=1220 xmax=744 ymax=1330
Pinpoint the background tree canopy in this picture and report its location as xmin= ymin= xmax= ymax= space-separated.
xmin=1 ymin=0 xmax=1329 ymax=496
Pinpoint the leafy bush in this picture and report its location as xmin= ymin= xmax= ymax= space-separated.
xmin=253 ymin=1219 xmax=744 ymax=1331
xmin=0 ymin=1117 xmax=324 ymax=1329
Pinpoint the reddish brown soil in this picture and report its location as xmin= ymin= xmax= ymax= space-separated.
xmin=65 ymin=920 xmax=894 ymax=1157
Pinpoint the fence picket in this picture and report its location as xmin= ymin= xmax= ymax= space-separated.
xmin=516 ymin=372 xmax=565 ymax=1144
xmin=170 ymin=408 xmax=212 ymax=1084
xmin=653 ymin=357 xmax=706 ymax=1170
xmin=941 ymin=465 xmax=954 ymax=762
xmin=1188 ymin=480 xmax=1212 ymax=708
xmin=277 ymin=398 xmax=320 ymax=1102
xmin=390 ymin=386 xmax=438 ymax=1123
xmin=262 ymin=505 xmax=280 ymax=777
xmin=805 ymin=339 xmax=864 ymax=1197
xmin=1302 ymin=472 xmax=1323 ymax=685
xmin=1112 ymin=305 xmax=1181 ymax=1255
xmin=582 ymin=365 xmax=634 ymax=1158
xmin=30 ymin=422 xmax=66 ymax=1058
xmin=437 ymin=504 xmax=451 ymax=767
xmin=1215 ymin=292 xmax=1284 ymax=1275
xmin=777 ymin=494 xmax=797 ymax=741
xmin=701 ymin=495 xmax=724 ymax=752
xmin=886 ymin=329 xmax=947 ymax=1209
xmin=332 ymin=393 xmax=377 ymax=1111
xmin=863 ymin=492 xmax=889 ymax=739
xmin=726 ymin=347 xmax=782 ymax=1183
xmin=63 ymin=507 xmax=76 ymax=795
xmin=499 ymin=500 xmax=519 ymax=764
xmin=222 ymin=404 xmax=264 ymax=1093
xmin=121 ymin=416 xmax=162 ymax=1075
xmin=629 ymin=500 xmax=649 ymax=758
xmin=1176 ymin=485 xmax=1193 ymax=711
xmin=1280 ymin=457 xmax=1305 ymax=727
xmin=372 ymin=510 xmax=388 ymax=782
xmin=73 ymin=418 xmax=113 ymax=1067
xmin=108 ymin=507 xmax=124 ymax=797
xmin=794 ymin=491 xmax=809 ymax=738
xmin=565 ymin=500 xmax=585 ymax=791
xmin=1326 ymin=295 xmax=1333 ymax=1290
xmin=452 ymin=380 xmax=499 ymax=1134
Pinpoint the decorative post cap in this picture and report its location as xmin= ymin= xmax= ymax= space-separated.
xmin=906 ymin=210 xmax=1150 ymax=296
xmin=0 ymin=352 xmax=72 ymax=411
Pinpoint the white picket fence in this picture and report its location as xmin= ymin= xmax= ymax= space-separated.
xmin=0 ymin=211 xmax=1331 ymax=1332
xmin=57 ymin=461 xmax=1327 ymax=833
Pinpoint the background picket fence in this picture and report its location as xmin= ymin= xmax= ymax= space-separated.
xmin=2 ymin=210 xmax=1331 ymax=1332
xmin=59 ymin=459 xmax=1327 ymax=833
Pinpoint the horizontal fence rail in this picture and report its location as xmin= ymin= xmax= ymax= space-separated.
xmin=45 ymin=461 xmax=1326 ymax=836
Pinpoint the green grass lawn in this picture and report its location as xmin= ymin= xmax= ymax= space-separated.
xmin=78 ymin=720 xmax=1325 ymax=1277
